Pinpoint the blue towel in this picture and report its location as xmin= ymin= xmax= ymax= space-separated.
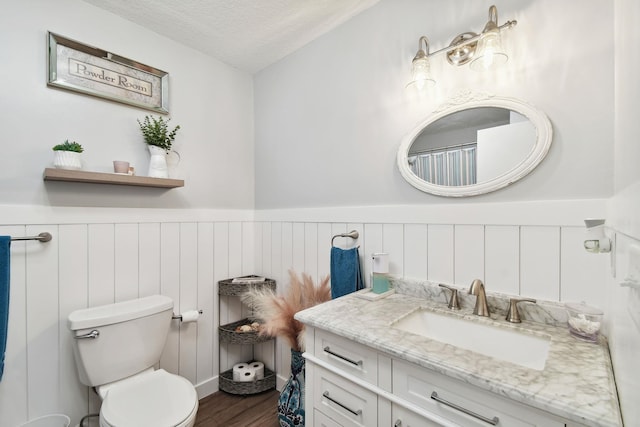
xmin=330 ymin=247 xmax=363 ymax=299
xmin=0 ymin=236 xmax=10 ymax=381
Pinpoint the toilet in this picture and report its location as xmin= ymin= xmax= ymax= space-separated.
xmin=68 ymin=295 xmax=199 ymax=427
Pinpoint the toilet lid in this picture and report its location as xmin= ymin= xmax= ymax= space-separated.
xmin=101 ymin=369 xmax=197 ymax=427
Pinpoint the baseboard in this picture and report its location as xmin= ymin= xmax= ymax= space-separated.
xmin=195 ymin=376 xmax=219 ymax=399
xmin=276 ymin=374 xmax=288 ymax=391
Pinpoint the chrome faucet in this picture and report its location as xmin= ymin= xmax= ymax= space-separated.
xmin=468 ymin=279 xmax=490 ymax=317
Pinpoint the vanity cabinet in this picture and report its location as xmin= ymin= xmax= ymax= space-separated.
xmin=393 ymin=359 xmax=565 ymax=427
xmin=304 ymin=327 xmax=585 ymax=427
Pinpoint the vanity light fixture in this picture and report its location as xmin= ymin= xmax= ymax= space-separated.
xmin=407 ymin=5 xmax=517 ymax=88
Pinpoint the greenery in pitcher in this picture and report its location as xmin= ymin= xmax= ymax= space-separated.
xmin=137 ymin=115 xmax=181 ymax=152
xmin=52 ymin=140 xmax=84 ymax=153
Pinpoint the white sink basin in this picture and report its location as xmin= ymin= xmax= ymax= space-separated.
xmin=392 ymin=309 xmax=551 ymax=370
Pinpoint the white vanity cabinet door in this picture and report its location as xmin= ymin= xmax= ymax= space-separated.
xmin=314 ymin=365 xmax=378 ymax=427
xmin=315 ymin=329 xmax=378 ymax=385
xmin=393 ymin=359 xmax=565 ymax=427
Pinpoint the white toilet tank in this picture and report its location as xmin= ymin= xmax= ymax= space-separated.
xmin=68 ymin=295 xmax=173 ymax=387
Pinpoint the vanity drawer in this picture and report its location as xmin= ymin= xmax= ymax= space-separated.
xmin=314 ymin=409 xmax=342 ymax=427
xmin=392 ymin=404 xmax=442 ymax=427
xmin=393 ymin=359 xmax=565 ymax=427
xmin=314 ymin=366 xmax=377 ymax=427
xmin=315 ymin=329 xmax=378 ymax=385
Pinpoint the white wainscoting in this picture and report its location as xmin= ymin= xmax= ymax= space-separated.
xmin=253 ymin=200 xmax=609 ymax=387
xmin=0 ymin=200 xmax=610 ymax=426
xmin=0 ymin=214 xmax=268 ymax=427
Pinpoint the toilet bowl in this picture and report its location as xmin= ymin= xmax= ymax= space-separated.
xmin=98 ymin=369 xmax=198 ymax=427
xmin=67 ymin=295 xmax=199 ymax=427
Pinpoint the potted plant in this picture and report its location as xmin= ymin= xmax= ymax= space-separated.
xmin=241 ymin=270 xmax=330 ymax=427
xmin=137 ymin=115 xmax=180 ymax=178
xmin=52 ymin=140 xmax=84 ymax=170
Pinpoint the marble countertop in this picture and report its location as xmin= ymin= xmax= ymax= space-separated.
xmin=295 ymin=289 xmax=622 ymax=427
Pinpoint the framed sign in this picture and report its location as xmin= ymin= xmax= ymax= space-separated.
xmin=47 ymin=32 xmax=169 ymax=114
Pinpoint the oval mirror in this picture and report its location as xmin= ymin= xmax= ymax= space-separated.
xmin=397 ymin=93 xmax=552 ymax=197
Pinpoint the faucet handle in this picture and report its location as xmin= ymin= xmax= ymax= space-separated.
xmin=506 ymin=298 xmax=536 ymax=323
xmin=439 ymin=284 xmax=460 ymax=310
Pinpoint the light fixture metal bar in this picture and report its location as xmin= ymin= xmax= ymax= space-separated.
xmin=426 ymin=20 xmax=517 ymax=59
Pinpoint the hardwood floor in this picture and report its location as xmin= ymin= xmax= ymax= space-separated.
xmin=194 ymin=389 xmax=280 ymax=427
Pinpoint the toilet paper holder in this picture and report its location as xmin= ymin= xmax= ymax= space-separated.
xmin=172 ymin=310 xmax=203 ymax=321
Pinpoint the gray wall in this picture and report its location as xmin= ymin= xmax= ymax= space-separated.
xmin=0 ymin=0 xmax=255 ymax=210
xmin=254 ymin=0 xmax=614 ymax=208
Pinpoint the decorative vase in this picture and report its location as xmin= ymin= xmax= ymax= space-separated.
xmin=278 ymin=349 xmax=305 ymax=426
xmin=53 ymin=151 xmax=82 ymax=170
xmin=147 ymin=145 xmax=169 ymax=178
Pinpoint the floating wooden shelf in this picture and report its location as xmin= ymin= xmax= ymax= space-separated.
xmin=43 ymin=168 xmax=184 ymax=188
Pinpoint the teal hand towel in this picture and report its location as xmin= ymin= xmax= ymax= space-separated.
xmin=330 ymin=247 xmax=363 ymax=299
xmin=0 ymin=236 xmax=10 ymax=381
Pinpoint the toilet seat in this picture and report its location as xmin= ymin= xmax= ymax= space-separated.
xmin=100 ymin=369 xmax=198 ymax=427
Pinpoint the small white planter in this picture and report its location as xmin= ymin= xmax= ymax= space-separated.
xmin=53 ymin=151 xmax=82 ymax=170
xmin=147 ymin=145 xmax=169 ymax=178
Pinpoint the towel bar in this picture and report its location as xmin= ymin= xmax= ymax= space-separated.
xmin=10 ymin=232 xmax=52 ymax=243
xmin=331 ymin=230 xmax=359 ymax=247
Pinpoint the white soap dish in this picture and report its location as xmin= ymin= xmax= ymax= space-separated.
xmin=355 ymin=288 xmax=395 ymax=300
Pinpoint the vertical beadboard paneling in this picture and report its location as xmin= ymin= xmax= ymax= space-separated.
xmin=485 ymin=226 xmax=520 ymax=295
xmin=383 ymin=224 xmax=404 ymax=278
xmin=138 ymin=223 xmax=161 ymax=297
xmin=317 ymin=223 xmax=332 ymax=281
xmin=179 ymin=223 xmax=198 ymax=383
xmin=242 ymin=222 xmax=255 ymax=276
xmin=196 ymin=222 xmax=214 ymax=387
xmin=226 ymin=222 xmax=247 ymax=368
xmin=214 ymin=222 xmax=229 ymax=372
xmin=25 ymin=224 xmax=59 ymax=419
xmin=269 ymin=222 xmax=283 ymax=378
xmin=261 ymin=222 xmax=272 ymax=278
xmin=280 ymin=223 xmax=293 ymax=288
xmin=404 ymin=224 xmax=428 ymax=280
xmin=270 ymin=223 xmax=283 ymax=285
xmin=427 ymin=225 xmax=454 ymax=284
xmin=58 ymin=225 xmax=89 ymax=427
xmin=228 ymin=222 xmax=243 ymax=278
xmin=0 ymin=226 xmax=27 ymax=427
xmin=255 ymin=223 xmax=275 ymax=371
xmin=279 ymin=222 xmax=294 ymax=381
xmin=363 ymin=224 xmax=383 ymax=287
xmin=304 ymin=223 xmax=318 ymax=280
xmin=114 ymin=223 xmax=139 ymax=302
xmin=292 ymin=223 xmax=305 ymax=273
xmin=521 ymin=226 xmax=561 ymax=300
xmin=160 ymin=223 xmax=180 ymax=373
xmin=454 ymin=225 xmax=485 ymax=287
xmin=87 ymin=224 xmax=115 ymax=306
xmin=560 ymin=226 xmax=607 ymax=307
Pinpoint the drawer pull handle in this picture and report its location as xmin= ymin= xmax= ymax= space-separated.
xmin=322 ymin=391 xmax=362 ymax=416
xmin=431 ymin=391 xmax=499 ymax=425
xmin=323 ymin=346 xmax=363 ymax=367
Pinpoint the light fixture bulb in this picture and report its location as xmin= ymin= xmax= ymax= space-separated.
xmin=469 ymin=29 xmax=508 ymax=70
xmin=469 ymin=6 xmax=509 ymax=71
xmin=406 ymin=55 xmax=435 ymax=90
xmin=406 ymin=37 xmax=435 ymax=90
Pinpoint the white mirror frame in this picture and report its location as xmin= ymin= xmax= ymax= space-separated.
xmin=397 ymin=92 xmax=553 ymax=197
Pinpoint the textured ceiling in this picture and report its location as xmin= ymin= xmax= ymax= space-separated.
xmin=80 ymin=0 xmax=381 ymax=73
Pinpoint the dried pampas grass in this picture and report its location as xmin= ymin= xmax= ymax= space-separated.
xmin=241 ymin=270 xmax=330 ymax=352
